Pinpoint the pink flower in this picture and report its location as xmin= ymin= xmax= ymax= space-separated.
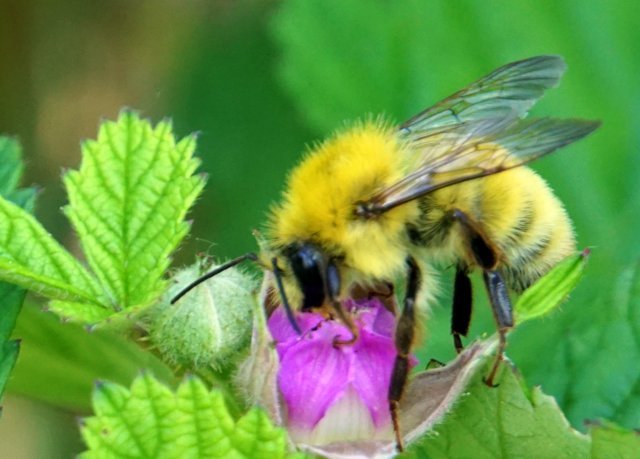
xmin=267 ymin=298 xmax=410 ymax=445
xmin=236 ymin=274 xmax=495 ymax=457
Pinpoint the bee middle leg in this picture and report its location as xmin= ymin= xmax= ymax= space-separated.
xmin=452 ymin=209 xmax=514 ymax=387
xmin=451 ymin=266 xmax=472 ymax=353
xmin=389 ymin=256 xmax=421 ymax=452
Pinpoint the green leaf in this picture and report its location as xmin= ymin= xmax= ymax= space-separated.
xmin=0 ymin=196 xmax=104 ymax=304
xmin=80 ymin=373 xmax=290 ymax=458
xmin=510 ymin=258 xmax=640 ymax=430
xmin=0 ymin=340 xmax=20 ymax=403
xmin=63 ymin=111 xmax=205 ymax=311
xmin=405 ymin=362 xmax=639 ymax=458
xmin=0 ymin=284 xmax=24 ymax=404
xmin=0 ymin=136 xmax=32 ymax=410
xmin=515 ymin=250 xmax=590 ymax=323
xmin=0 ymin=137 xmax=23 ymax=197
xmin=590 ymin=422 xmax=640 ymax=458
xmin=47 ymin=300 xmax=114 ymax=324
xmin=7 ymin=304 xmax=174 ymax=411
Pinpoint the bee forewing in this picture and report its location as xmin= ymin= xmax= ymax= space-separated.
xmin=400 ymin=55 xmax=566 ymax=135
xmin=361 ymin=117 xmax=600 ymax=215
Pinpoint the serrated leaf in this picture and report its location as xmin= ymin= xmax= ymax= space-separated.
xmin=233 ymin=408 xmax=289 ymax=458
xmin=515 ymin=250 xmax=590 ymax=323
xmin=80 ymin=374 xmax=290 ymax=459
xmin=174 ymin=377 xmax=236 ymax=456
xmin=64 ymin=111 xmax=205 ymax=311
xmin=0 ymin=196 xmax=104 ymax=304
xmin=47 ymin=300 xmax=114 ymax=324
xmin=405 ymin=362 xmax=589 ymax=458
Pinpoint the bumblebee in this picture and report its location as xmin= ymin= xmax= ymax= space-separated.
xmin=173 ymin=55 xmax=599 ymax=449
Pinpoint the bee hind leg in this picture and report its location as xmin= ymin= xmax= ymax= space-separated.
xmin=452 ymin=209 xmax=514 ymax=387
xmin=389 ymin=256 xmax=421 ymax=452
xmin=481 ymin=270 xmax=513 ymax=387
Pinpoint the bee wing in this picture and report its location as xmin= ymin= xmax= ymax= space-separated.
xmin=400 ymin=55 xmax=567 ymax=136
xmin=358 ymin=117 xmax=600 ymax=215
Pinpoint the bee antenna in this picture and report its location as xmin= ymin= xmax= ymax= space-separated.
xmin=171 ymin=252 xmax=258 ymax=304
xmin=271 ymin=257 xmax=302 ymax=335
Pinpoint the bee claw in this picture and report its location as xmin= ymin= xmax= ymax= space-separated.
xmin=482 ymin=376 xmax=500 ymax=388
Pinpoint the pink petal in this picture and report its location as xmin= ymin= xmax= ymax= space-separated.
xmin=267 ymin=298 xmax=418 ymax=440
xmin=351 ymin=329 xmax=397 ymax=427
xmin=276 ymin=322 xmax=352 ymax=429
xmin=267 ymin=307 xmax=324 ymax=344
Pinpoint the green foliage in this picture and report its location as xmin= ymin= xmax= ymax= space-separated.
xmin=8 ymin=304 xmax=174 ymax=411
xmin=0 ymin=113 xmax=205 ymax=327
xmin=590 ymin=421 xmax=640 ymax=459
xmin=405 ymin=363 xmax=640 ymax=458
xmin=515 ymin=250 xmax=590 ymax=323
xmin=80 ymin=373 xmax=291 ymax=459
xmin=0 ymin=137 xmax=26 ymax=200
xmin=0 ymin=283 xmax=23 ymax=408
xmin=0 ymin=137 xmax=35 ymax=410
xmin=511 ymin=258 xmax=640 ymax=430
xmin=0 ymin=189 xmax=102 ymax=304
xmin=64 ymin=112 xmax=204 ymax=311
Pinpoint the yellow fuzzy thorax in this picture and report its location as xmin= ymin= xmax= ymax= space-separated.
xmin=269 ymin=121 xmax=420 ymax=280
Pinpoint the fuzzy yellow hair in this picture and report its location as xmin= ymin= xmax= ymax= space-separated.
xmin=269 ymin=121 xmax=420 ymax=281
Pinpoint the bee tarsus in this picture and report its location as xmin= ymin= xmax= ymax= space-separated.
xmin=482 ymin=270 xmax=514 ymax=387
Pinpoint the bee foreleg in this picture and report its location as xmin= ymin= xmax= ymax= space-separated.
xmin=327 ymin=259 xmax=359 ymax=346
xmin=482 ymin=270 xmax=513 ymax=387
xmin=452 ymin=266 xmax=473 ymax=353
xmin=389 ymin=256 xmax=421 ymax=452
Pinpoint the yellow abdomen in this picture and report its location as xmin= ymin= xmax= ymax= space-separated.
xmin=412 ymin=167 xmax=575 ymax=291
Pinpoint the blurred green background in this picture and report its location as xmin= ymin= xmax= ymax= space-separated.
xmin=1 ymin=0 xmax=639 ymax=456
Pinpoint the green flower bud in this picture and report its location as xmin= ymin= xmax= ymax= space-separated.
xmin=150 ymin=261 xmax=257 ymax=370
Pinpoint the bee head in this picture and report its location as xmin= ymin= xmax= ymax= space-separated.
xmin=282 ymin=242 xmax=330 ymax=311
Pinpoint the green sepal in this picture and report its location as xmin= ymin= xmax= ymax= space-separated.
xmin=515 ymin=249 xmax=590 ymax=323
